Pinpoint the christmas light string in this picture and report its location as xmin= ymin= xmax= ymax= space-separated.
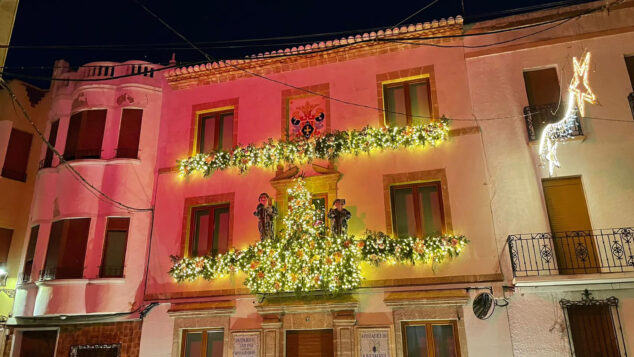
xmin=179 ymin=119 xmax=450 ymax=177
xmin=539 ymin=52 xmax=596 ymax=175
xmin=169 ymin=179 xmax=468 ymax=294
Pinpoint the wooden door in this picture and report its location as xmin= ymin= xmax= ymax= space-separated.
xmin=567 ymin=305 xmax=620 ymax=357
xmin=542 ymin=177 xmax=599 ymax=274
xmin=19 ymin=330 xmax=57 ymax=357
xmin=286 ymin=330 xmax=334 ymax=357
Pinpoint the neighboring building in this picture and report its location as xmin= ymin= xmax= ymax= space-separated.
xmin=8 ymin=60 xmax=163 ymax=356
xmin=0 ymin=78 xmax=50 ymax=353
xmin=464 ymin=0 xmax=634 ymax=356
xmin=0 ymin=0 xmax=20 ymax=77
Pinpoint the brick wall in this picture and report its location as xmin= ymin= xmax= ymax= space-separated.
xmin=56 ymin=321 xmax=142 ymax=357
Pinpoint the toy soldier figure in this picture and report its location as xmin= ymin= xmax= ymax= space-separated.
xmin=254 ymin=193 xmax=278 ymax=241
xmin=328 ymin=199 xmax=351 ymax=236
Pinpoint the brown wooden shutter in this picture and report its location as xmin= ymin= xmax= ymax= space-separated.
xmin=23 ymin=226 xmax=39 ymax=279
xmin=0 ymin=228 xmax=13 ymax=265
xmin=101 ymin=217 xmax=130 ymax=277
xmin=64 ymin=113 xmax=82 ymax=160
xmin=567 ymin=305 xmax=620 ymax=357
xmin=523 ymin=68 xmax=560 ymax=106
xmin=60 ymin=218 xmax=91 ymax=278
xmin=43 ymin=120 xmax=59 ymax=168
xmin=2 ymin=128 xmax=32 ymax=181
xmin=625 ymin=56 xmax=634 ymax=90
xmin=78 ymin=110 xmax=106 ymax=158
xmin=19 ymin=330 xmax=57 ymax=357
xmin=117 ymin=109 xmax=143 ymax=158
xmin=286 ymin=330 xmax=334 ymax=357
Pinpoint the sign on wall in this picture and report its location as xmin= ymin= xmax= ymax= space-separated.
xmin=69 ymin=344 xmax=121 ymax=357
xmin=288 ymin=95 xmax=326 ymax=139
xmin=358 ymin=328 xmax=391 ymax=357
xmin=232 ymin=331 xmax=260 ymax=357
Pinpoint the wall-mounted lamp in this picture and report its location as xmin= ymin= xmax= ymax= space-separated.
xmin=0 ymin=266 xmax=15 ymax=298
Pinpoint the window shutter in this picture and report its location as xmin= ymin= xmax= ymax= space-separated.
xmin=43 ymin=120 xmax=59 ymax=168
xmin=523 ymin=68 xmax=560 ymax=106
xmin=0 ymin=228 xmax=13 ymax=265
xmin=2 ymin=128 xmax=32 ymax=181
xmin=117 ymin=109 xmax=143 ymax=158
xmin=77 ymin=110 xmax=106 ymax=158
xmin=64 ymin=113 xmax=82 ymax=160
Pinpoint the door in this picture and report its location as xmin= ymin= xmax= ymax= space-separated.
xmin=286 ymin=330 xmax=334 ymax=357
xmin=19 ymin=330 xmax=57 ymax=357
xmin=542 ymin=177 xmax=599 ymax=274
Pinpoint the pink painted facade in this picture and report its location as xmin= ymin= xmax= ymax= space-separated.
xmin=13 ymin=60 xmax=163 ymax=319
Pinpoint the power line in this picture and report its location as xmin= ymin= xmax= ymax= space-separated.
xmin=394 ymin=0 xmax=443 ymax=27
xmin=0 ymin=78 xmax=153 ymax=212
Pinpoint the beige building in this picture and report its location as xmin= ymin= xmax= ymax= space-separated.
xmin=0 ymin=0 xmax=20 ymax=76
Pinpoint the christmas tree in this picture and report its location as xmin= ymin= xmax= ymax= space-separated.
xmin=244 ymin=179 xmax=361 ymax=294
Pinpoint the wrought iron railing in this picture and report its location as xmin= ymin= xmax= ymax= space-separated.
xmin=63 ymin=148 xmax=103 ymax=161
xmin=39 ymin=266 xmax=84 ymax=280
xmin=628 ymin=92 xmax=634 ymax=120
xmin=508 ymin=227 xmax=634 ymax=276
xmin=99 ymin=265 xmax=125 ymax=278
xmin=523 ymin=102 xmax=583 ymax=141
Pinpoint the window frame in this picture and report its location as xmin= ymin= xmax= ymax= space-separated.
xmin=401 ymin=320 xmax=461 ymax=357
xmin=390 ymin=181 xmax=446 ymax=238
xmin=99 ymin=217 xmax=130 ymax=278
xmin=180 ymin=328 xmax=225 ymax=357
xmin=116 ymin=108 xmax=143 ymax=159
xmin=41 ymin=218 xmax=91 ymax=280
xmin=63 ymin=109 xmax=107 ymax=161
xmin=187 ymin=203 xmax=231 ymax=257
xmin=195 ymin=108 xmax=234 ymax=154
xmin=22 ymin=225 xmax=39 ymax=283
xmin=2 ymin=127 xmax=33 ymax=182
xmin=382 ymin=76 xmax=433 ymax=127
xmin=42 ymin=120 xmax=59 ymax=168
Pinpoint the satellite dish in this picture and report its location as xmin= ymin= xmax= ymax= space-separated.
xmin=473 ymin=292 xmax=495 ymax=320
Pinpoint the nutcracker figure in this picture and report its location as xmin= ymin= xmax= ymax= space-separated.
xmin=253 ymin=193 xmax=278 ymax=240
xmin=327 ymin=199 xmax=351 ymax=236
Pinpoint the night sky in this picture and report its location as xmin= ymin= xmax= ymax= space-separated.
xmin=4 ymin=0 xmax=592 ymax=88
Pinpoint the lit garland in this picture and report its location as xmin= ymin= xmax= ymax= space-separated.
xmin=179 ymin=118 xmax=450 ymax=176
xmin=539 ymin=52 xmax=596 ymax=175
xmin=169 ymin=179 xmax=468 ymax=295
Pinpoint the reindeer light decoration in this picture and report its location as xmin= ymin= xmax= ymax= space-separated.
xmin=539 ymin=52 xmax=596 ymax=176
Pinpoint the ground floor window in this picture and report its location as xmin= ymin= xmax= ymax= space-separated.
xmin=181 ymin=329 xmax=224 ymax=357
xmin=402 ymin=320 xmax=460 ymax=357
xmin=286 ymin=329 xmax=334 ymax=357
xmin=70 ymin=344 xmax=120 ymax=357
xmin=561 ymin=290 xmax=626 ymax=357
xmin=16 ymin=330 xmax=57 ymax=357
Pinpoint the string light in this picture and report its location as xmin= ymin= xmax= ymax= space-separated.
xmin=179 ymin=119 xmax=450 ymax=177
xmin=539 ymin=52 xmax=596 ymax=175
xmin=169 ymin=178 xmax=468 ymax=295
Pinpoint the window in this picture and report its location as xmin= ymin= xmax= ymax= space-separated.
xmin=523 ymin=68 xmax=560 ymax=107
xmin=625 ymin=56 xmax=634 ymax=91
xmin=2 ymin=128 xmax=32 ymax=181
xmin=70 ymin=344 xmax=121 ymax=357
xmin=42 ymin=120 xmax=59 ymax=168
xmin=64 ymin=110 xmax=107 ymax=160
xmin=42 ymin=218 xmax=90 ymax=280
xmin=116 ymin=108 xmax=143 ymax=159
xmin=197 ymin=110 xmax=233 ymax=153
xmin=311 ymin=194 xmax=328 ymax=226
xmin=383 ymin=77 xmax=432 ymax=127
xmin=390 ymin=182 xmax=444 ymax=238
xmin=100 ymin=218 xmax=129 ymax=278
xmin=286 ymin=330 xmax=334 ymax=357
xmin=0 ymin=228 xmax=13 ymax=266
xmin=22 ymin=226 xmax=39 ymax=282
xmin=189 ymin=204 xmax=230 ymax=257
xmin=566 ymin=305 xmax=620 ymax=357
xmin=17 ymin=330 xmax=57 ymax=357
xmin=182 ymin=329 xmax=224 ymax=357
xmin=402 ymin=321 xmax=460 ymax=357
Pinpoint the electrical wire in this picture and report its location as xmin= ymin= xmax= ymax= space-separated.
xmin=394 ymin=0 xmax=443 ymax=27
xmin=0 ymin=78 xmax=153 ymax=212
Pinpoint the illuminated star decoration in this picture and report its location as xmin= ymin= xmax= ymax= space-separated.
xmin=539 ymin=52 xmax=596 ymax=175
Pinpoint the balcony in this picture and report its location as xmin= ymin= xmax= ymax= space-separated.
xmin=39 ymin=266 xmax=84 ymax=281
xmin=523 ymin=102 xmax=583 ymax=141
xmin=629 ymin=92 xmax=634 ymax=120
xmin=63 ymin=149 xmax=103 ymax=161
xmin=507 ymin=227 xmax=634 ymax=277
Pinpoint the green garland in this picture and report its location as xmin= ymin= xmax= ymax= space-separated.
xmin=179 ymin=118 xmax=450 ymax=176
xmin=169 ymin=179 xmax=468 ymax=295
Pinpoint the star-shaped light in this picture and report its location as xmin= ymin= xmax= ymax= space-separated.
xmin=568 ymin=52 xmax=596 ymax=117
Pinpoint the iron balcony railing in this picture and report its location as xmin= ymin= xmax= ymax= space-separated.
xmin=508 ymin=227 xmax=634 ymax=276
xmin=114 ymin=147 xmax=139 ymax=159
xmin=63 ymin=148 xmax=103 ymax=161
xmin=39 ymin=266 xmax=84 ymax=281
xmin=523 ymin=102 xmax=583 ymax=141
xmin=628 ymin=92 xmax=634 ymax=120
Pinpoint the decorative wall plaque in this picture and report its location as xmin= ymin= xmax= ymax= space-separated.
xmin=232 ymin=331 xmax=260 ymax=357
xmin=287 ymin=95 xmax=326 ymax=139
xmin=358 ymin=328 xmax=390 ymax=357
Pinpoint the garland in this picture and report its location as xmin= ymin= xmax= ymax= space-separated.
xmin=169 ymin=179 xmax=468 ymax=295
xmin=179 ymin=118 xmax=450 ymax=176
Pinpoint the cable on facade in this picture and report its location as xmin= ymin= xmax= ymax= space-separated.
xmin=0 ymin=78 xmax=153 ymax=212
xmin=393 ymin=0 xmax=443 ymax=27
